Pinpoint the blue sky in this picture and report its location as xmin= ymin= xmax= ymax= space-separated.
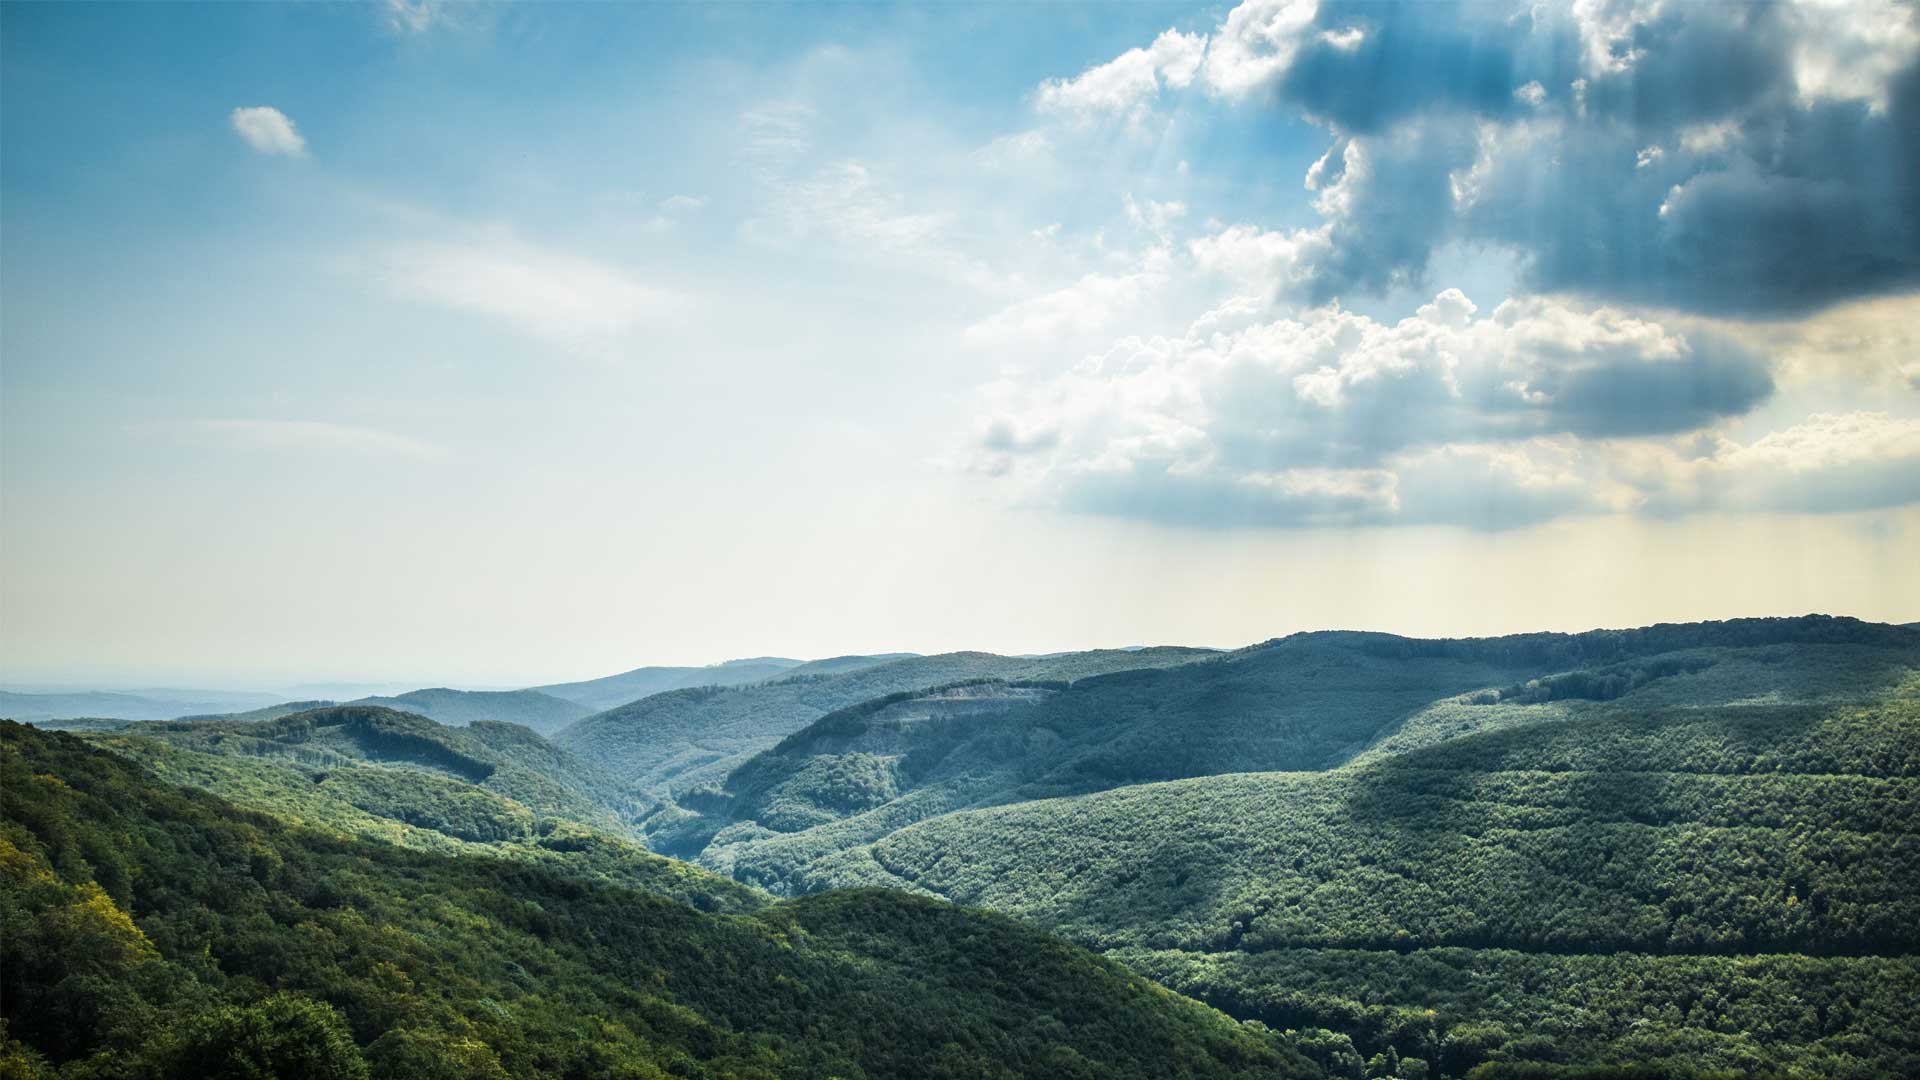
xmin=4 ymin=1 xmax=1917 ymax=688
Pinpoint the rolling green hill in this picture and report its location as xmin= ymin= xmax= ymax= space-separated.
xmin=844 ymin=699 xmax=1920 ymax=1077
xmin=0 ymin=720 xmax=1320 ymax=1080
xmin=12 ymin=618 xmax=1914 ymax=1079
xmin=625 ymin=617 xmax=1920 ymax=1077
xmin=118 ymin=703 xmax=645 ymax=845
xmin=668 ymin=619 xmax=1920 ymax=887
xmin=346 ymin=688 xmax=592 ymax=736
xmin=554 ymin=646 xmax=1219 ymax=798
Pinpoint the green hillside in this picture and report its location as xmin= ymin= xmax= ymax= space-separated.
xmin=554 ymin=646 xmax=1219 ymax=798
xmin=786 ymin=666 xmax=1920 ymax=1075
xmin=670 ymin=619 xmax=1920 ymax=889
xmin=0 ymin=720 xmax=1319 ymax=1080
xmin=94 ymin=706 xmax=752 ymax=910
xmin=347 ymin=689 xmax=592 ymax=736
xmin=121 ymin=705 xmax=638 ymax=835
xmin=616 ymin=618 xmax=1920 ymax=1076
xmin=531 ymin=657 xmax=808 ymax=714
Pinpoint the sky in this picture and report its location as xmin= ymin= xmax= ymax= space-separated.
xmin=3 ymin=0 xmax=1917 ymax=689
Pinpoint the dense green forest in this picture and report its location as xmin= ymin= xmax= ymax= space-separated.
xmin=666 ymin=621 xmax=1920 ymax=886
xmin=610 ymin=618 xmax=1920 ymax=1076
xmin=552 ymin=646 xmax=1218 ymax=797
xmin=7 ymin=617 xmax=1916 ymax=1078
xmin=90 ymin=709 xmax=757 ymax=912
xmin=0 ymin=722 xmax=1323 ymax=1079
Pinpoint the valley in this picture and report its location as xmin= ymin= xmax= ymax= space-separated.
xmin=5 ymin=616 xmax=1917 ymax=1078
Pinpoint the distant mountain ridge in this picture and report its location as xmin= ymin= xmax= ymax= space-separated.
xmin=553 ymin=646 xmax=1222 ymax=799
xmin=530 ymin=654 xmax=914 ymax=713
xmin=347 ymin=687 xmax=593 ymax=735
xmin=0 ymin=687 xmax=286 ymax=723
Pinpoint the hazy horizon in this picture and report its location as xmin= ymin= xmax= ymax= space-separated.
xmin=5 ymin=605 xmax=1916 ymax=694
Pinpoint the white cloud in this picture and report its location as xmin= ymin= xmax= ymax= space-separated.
xmin=1036 ymin=29 xmax=1208 ymax=119
xmin=967 ymin=289 xmax=1784 ymax=528
xmin=1050 ymin=0 xmax=1920 ymax=317
xmin=229 ymin=106 xmax=306 ymax=158
xmin=1634 ymin=412 xmax=1920 ymax=515
xmin=377 ymin=239 xmax=686 ymax=345
xmin=964 ymin=264 xmax=1170 ymax=348
xmin=1201 ymin=0 xmax=1321 ymax=97
xmin=1187 ymin=222 xmax=1327 ymax=298
xmin=171 ymin=420 xmax=448 ymax=460
xmin=382 ymin=0 xmax=455 ymax=34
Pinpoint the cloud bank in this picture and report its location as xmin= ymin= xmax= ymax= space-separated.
xmin=964 ymin=0 xmax=1920 ymax=530
xmin=970 ymin=290 xmax=1920 ymax=529
xmin=1048 ymin=0 xmax=1920 ymax=317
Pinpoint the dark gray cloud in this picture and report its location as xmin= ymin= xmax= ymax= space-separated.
xmin=970 ymin=293 xmax=1799 ymax=529
xmin=1247 ymin=0 xmax=1920 ymax=317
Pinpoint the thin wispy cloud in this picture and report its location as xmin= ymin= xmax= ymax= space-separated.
xmin=375 ymin=239 xmax=689 ymax=347
xmin=162 ymin=419 xmax=449 ymax=460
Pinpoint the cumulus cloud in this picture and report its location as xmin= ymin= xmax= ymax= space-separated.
xmin=1047 ymin=0 xmax=1920 ymax=317
xmin=1634 ymin=412 xmax=1920 ymax=516
xmin=229 ymin=106 xmax=306 ymax=157
xmin=969 ymin=290 xmax=1794 ymax=528
xmin=1038 ymin=29 xmax=1208 ymax=120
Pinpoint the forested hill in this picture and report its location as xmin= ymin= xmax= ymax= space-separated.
xmin=0 ymin=720 xmax=1322 ymax=1080
xmin=664 ymin=615 xmax=1920 ymax=877
xmin=670 ymin=616 xmax=1920 ymax=1078
xmin=122 ymin=705 xmax=638 ymax=835
xmin=346 ymin=688 xmax=592 ymax=736
xmin=552 ymin=646 xmax=1219 ymax=797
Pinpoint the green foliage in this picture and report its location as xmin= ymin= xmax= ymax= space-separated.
xmin=792 ymin=693 xmax=1919 ymax=1075
xmin=90 ymin=721 xmax=763 ymax=914
xmin=556 ymin=647 xmax=1219 ymax=797
xmin=0 ymin=721 xmax=1317 ymax=1080
xmin=675 ymin=640 xmax=1577 ymax=885
xmin=140 ymin=994 xmax=369 ymax=1080
xmin=121 ymin=705 xmax=641 ymax=837
xmin=661 ymin=622 xmax=1920 ymax=1078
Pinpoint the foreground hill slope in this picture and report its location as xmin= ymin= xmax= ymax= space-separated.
xmin=0 ymin=721 xmax=1318 ymax=1080
xmin=98 ymin=706 xmax=751 ymax=909
xmin=347 ymin=688 xmax=592 ymax=736
xmin=554 ymin=646 xmax=1219 ymax=798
